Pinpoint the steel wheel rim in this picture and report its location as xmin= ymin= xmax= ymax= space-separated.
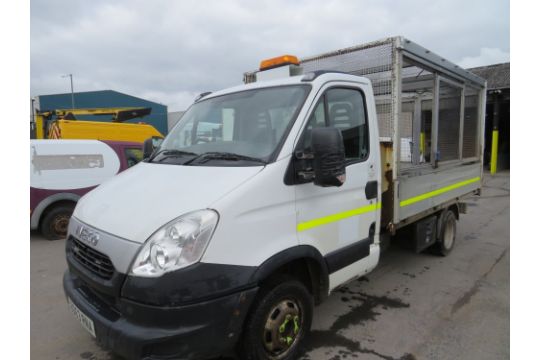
xmin=443 ymin=216 xmax=456 ymax=249
xmin=262 ymin=298 xmax=303 ymax=358
xmin=52 ymin=214 xmax=70 ymax=236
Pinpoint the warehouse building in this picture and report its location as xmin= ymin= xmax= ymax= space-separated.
xmin=468 ymin=62 xmax=510 ymax=172
xmin=34 ymin=90 xmax=169 ymax=136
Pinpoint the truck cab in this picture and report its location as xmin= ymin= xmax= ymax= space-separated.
xmin=63 ymin=65 xmax=382 ymax=359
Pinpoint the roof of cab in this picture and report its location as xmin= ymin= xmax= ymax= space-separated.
xmin=200 ymin=72 xmax=371 ymax=102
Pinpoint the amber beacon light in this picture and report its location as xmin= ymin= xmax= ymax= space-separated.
xmin=259 ymin=55 xmax=300 ymax=71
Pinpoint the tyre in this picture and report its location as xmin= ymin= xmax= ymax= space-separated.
xmin=432 ymin=210 xmax=457 ymax=256
xmin=40 ymin=204 xmax=75 ymax=240
xmin=240 ymin=277 xmax=314 ymax=360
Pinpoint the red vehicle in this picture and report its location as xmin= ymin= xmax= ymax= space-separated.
xmin=30 ymin=140 xmax=143 ymax=239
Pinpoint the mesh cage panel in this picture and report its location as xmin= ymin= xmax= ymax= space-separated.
xmin=400 ymin=60 xmax=435 ymax=168
xmin=243 ymin=37 xmax=484 ymax=167
xmin=399 ymin=101 xmax=414 ymax=166
xmin=463 ymin=87 xmax=479 ymax=158
xmin=300 ymin=40 xmax=395 ymax=138
xmin=421 ymin=99 xmax=433 ymax=163
xmin=438 ymin=82 xmax=461 ymax=161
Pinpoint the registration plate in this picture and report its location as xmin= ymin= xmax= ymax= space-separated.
xmin=67 ymin=297 xmax=96 ymax=338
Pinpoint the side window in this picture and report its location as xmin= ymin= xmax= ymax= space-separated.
xmin=327 ymin=88 xmax=368 ymax=160
xmin=124 ymin=148 xmax=143 ymax=168
xmin=301 ymin=88 xmax=369 ymax=161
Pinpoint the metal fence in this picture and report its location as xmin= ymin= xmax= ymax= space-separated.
xmin=438 ymin=81 xmax=462 ymax=161
xmin=463 ymin=87 xmax=480 ymax=158
xmin=301 ymin=38 xmax=396 ymax=139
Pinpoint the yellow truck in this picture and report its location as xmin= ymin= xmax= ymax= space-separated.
xmin=34 ymin=107 xmax=164 ymax=143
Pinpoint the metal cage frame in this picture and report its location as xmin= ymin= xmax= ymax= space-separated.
xmin=244 ymin=36 xmax=487 ymax=224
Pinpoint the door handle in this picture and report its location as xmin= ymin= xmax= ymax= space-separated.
xmin=365 ymin=181 xmax=377 ymax=200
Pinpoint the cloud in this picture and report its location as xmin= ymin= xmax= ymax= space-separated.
xmin=458 ymin=48 xmax=510 ymax=68
xmin=137 ymin=90 xmax=199 ymax=113
xmin=31 ymin=0 xmax=509 ymax=111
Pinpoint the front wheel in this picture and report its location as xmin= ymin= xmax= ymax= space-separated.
xmin=40 ymin=204 xmax=75 ymax=240
xmin=240 ymin=278 xmax=313 ymax=360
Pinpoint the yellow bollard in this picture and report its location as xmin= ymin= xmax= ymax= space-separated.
xmin=490 ymin=129 xmax=498 ymax=175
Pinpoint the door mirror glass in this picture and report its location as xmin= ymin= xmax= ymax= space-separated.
xmin=311 ymin=127 xmax=346 ymax=187
xmin=143 ymin=138 xmax=154 ymax=159
xmin=125 ymin=148 xmax=144 ymax=168
xmin=143 ymin=136 xmax=164 ymax=159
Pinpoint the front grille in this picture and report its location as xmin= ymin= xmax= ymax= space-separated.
xmin=68 ymin=236 xmax=115 ymax=280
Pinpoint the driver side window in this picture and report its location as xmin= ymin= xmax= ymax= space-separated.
xmin=301 ymin=88 xmax=369 ymax=162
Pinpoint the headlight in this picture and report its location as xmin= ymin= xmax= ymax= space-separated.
xmin=130 ymin=209 xmax=219 ymax=277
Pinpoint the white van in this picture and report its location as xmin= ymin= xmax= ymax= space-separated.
xmin=31 ymin=140 xmax=143 ymax=239
xmin=64 ymin=38 xmax=486 ymax=360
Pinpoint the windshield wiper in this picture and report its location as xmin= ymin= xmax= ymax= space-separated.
xmin=149 ymin=149 xmax=198 ymax=163
xmin=183 ymin=152 xmax=267 ymax=165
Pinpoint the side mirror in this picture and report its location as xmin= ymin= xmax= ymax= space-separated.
xmin=311 ymin=127 xmax=346 ymax=187
xmin=143 ymin=137 xmax=156 ymax=159
xmin=152 ymin=136 xmax=164 ymax=148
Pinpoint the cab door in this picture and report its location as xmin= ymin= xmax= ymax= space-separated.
xmin=293 ymin=84 xmax=380 ymax=290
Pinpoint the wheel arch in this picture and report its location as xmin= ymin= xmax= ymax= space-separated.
xmin=31 ymin=193 xmax=80 ymax=230
xmin=249 ymin=245 xmax=329 ymax=305
xmin=436 ymin=203 xmax=459 ymax=242
xmin=448 ymin=203 xmax=460 ymax=220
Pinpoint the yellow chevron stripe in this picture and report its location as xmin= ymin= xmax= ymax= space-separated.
xmin=297 ymin=202 xmax=380 ymax=232
xmin=400 ymin=177 xmax=481 ymax=207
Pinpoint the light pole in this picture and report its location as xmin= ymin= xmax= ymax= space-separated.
xmin=62 ymin=74 xmax=75 ymax=109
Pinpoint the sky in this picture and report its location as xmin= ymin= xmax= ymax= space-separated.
xmin=30 ymin=0 xmax=510 ymax=111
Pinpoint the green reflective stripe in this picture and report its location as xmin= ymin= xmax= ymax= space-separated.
xmin=400 ymin=177 xmax=481 ymax=207
xmin=297 ymin=202 xmax=380 ymax=232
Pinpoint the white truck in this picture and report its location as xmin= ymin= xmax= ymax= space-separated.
xmin=63 ymin=36 xmax=486 ymax=360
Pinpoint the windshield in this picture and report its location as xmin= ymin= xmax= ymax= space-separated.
xmin=155 ymin=85 xmax=310 ymax=166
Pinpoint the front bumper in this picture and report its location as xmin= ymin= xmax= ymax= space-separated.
xmin=63 ymin=270 xmax=258 ymax=360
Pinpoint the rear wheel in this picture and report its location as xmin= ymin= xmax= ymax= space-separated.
xmin=40 ymin=204 xmax=75 ymax=240
xmin=240 ymin=278 xmax=313 ymax=360
xmin=432 ymin=210 xmax=457 ymax=256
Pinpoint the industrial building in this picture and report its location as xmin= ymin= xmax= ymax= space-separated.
xmin=33 ymin=90 xmax=169 ymax=136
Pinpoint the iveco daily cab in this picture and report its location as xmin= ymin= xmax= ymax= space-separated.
xmin=63 ymin=37 xmax=486 ymax=360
